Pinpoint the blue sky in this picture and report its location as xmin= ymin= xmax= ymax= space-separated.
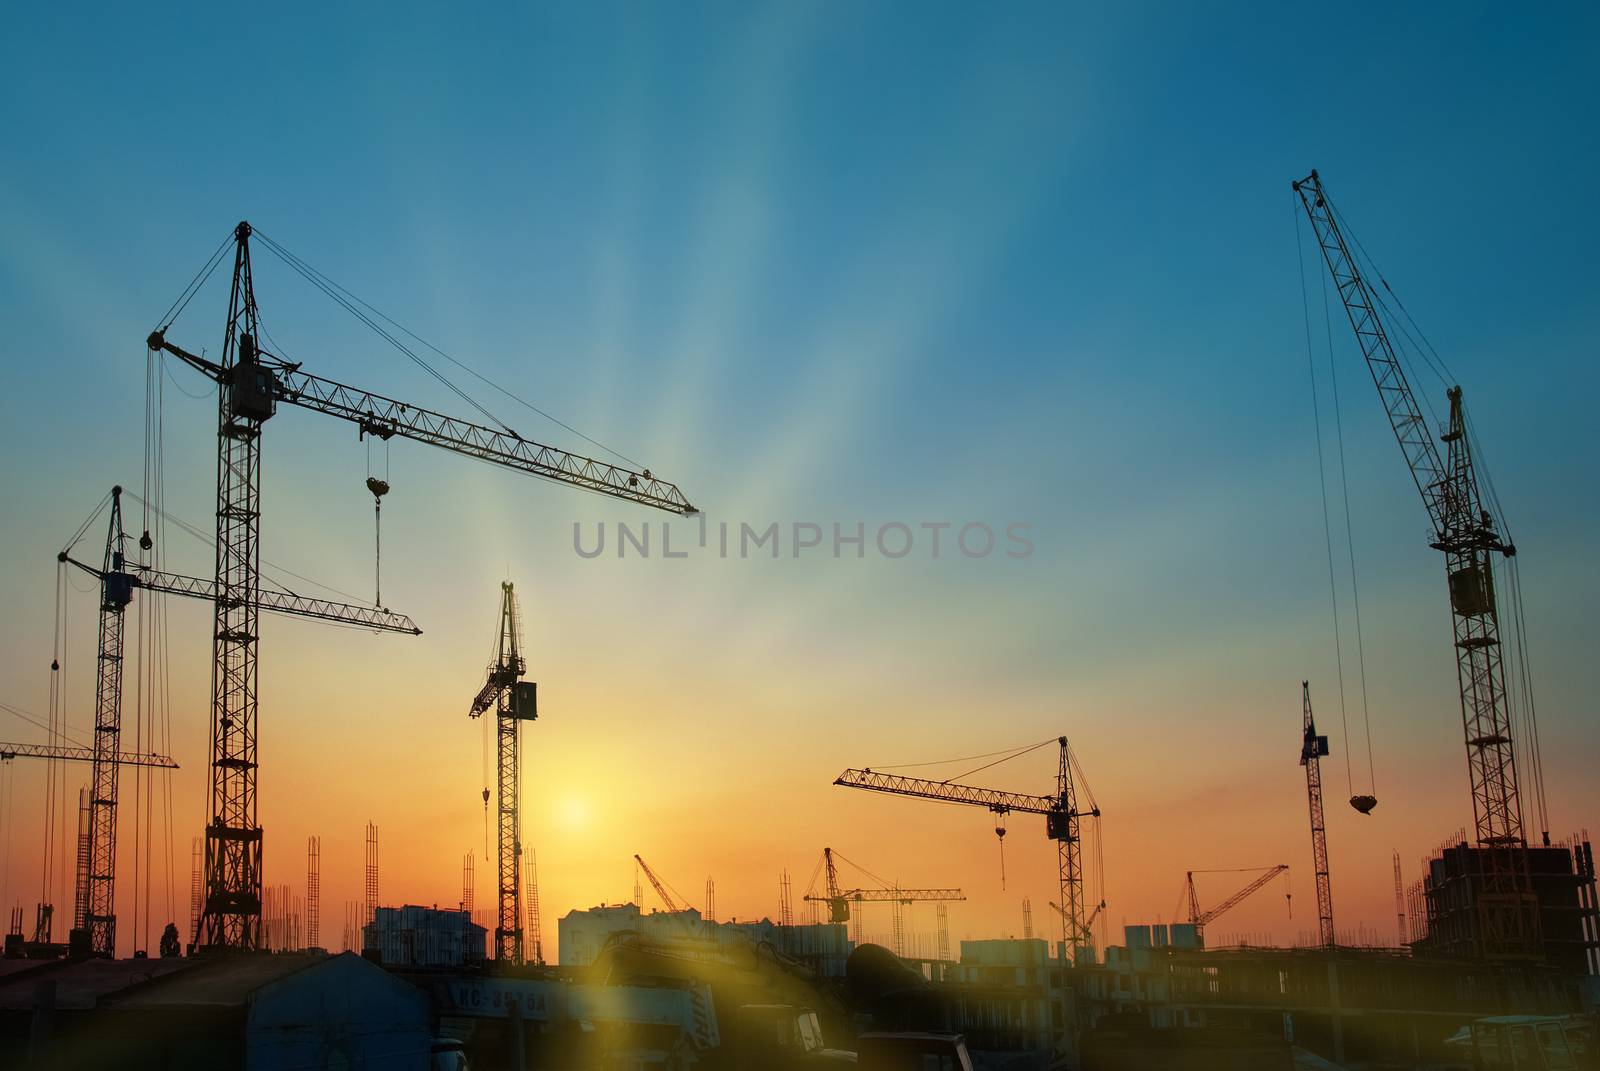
xmin=1 ymin=3 xmax=1596 ymax=954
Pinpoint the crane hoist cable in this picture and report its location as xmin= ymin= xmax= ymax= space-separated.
xmin=856 ymin=736 xmax=1061 ymax=890
xmin=154 ymin=231 xmax=232 ymax=334
xmin=117 ymin=490 xmax=370 ymax=608
xmin=1296 ymin=202 xmax=1378 ymax=814
xmin=1461 ymin=410 xmax=1550 ymax=843
xmin=251 ymin=229 xmax=644 ymax=470
xmin=0 ymin=757 xmax=13 ymax=914
xmin=1320 ymin=262 xmax=1379 ymax=811
xmin=147 ymin=360 xmax=179 ymax=941
xmin=0 ymin=700 xmax=92 ymax=748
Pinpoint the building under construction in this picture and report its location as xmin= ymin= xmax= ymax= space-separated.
xmin=1407 ymin=834 xmax=1600 ymax=976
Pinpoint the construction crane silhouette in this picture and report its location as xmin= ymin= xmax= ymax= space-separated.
xmin=470 ymin=583 xmax=538 ymax=964
xmin=801 ymin=847 xmax=965 ymax=922
xmin=1300 ymin=682 xmax=1335 ymax=948
xmin=52 ymin=485 xmax=414 ymax=957
xmin=1047 ymin=897 xmax=1105 ymax=950
xmin=1184 ymin=865 xmax=1290 ymax=947
xmin=834 ymin=737 xmax=1098 ymax=962
xmin=0 ymin=745 xmax=175 ymax=768
xmin=634 ymin=855 xmax=691 ymax=913
xmin=1294 ymin=171 xmax=1540 ymax=958
xmin=801 ymin=847 xmax=964 ymax=959
xmin=148 ymin=222 xmax=694 ymax=950
xmin=0 ymin=748 xmax=176 ymax=948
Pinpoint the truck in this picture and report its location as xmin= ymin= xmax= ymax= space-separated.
xmin=854 ymin=1032 xmax=976 ymax=1071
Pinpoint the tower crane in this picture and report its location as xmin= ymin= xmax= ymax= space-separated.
xmin=800 ymin=847 xmax=964 ymax=959
xmin=51 ymin=486 xmax=415 ymax=957
xmin=1300 ymin=682 xmax=1336 ymax=948
xmin=1047 ymin=897 xmax=1105 ymax=949
xmin=800 ymin=847 xmax=965 ymax=922
xmin=471 ymin=583 xmax=538 ymax=964
xmin=796 ymin=845 xmax=960 ymax=922
xmin=1293 ymin=170 xmax=1539 ymax=958
xmin=147 ymin=222 xmax=694 ymax=950
xmin=834 ymin=737 xmax=1100 ymax=963
xmin=1184 ymin=865 xmax=1290 ymax=947
xmin=0 ymin=747 xmax=176 ymax=947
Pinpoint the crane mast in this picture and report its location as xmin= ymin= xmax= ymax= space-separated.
xmin=474 ymin=583 xmax=535 ymax=964
xmin=1300 ymin=682 xmax=1335 ymax=947
xmin=824 ymin=847 xmax=845 ymax=922
xmin=150 ymin=221 xmax=693 ymax=950
xmin=85 ymin=489 xmax=132 ymax=956
xmin=1293 ymin=171 xmax=1537 ymax=959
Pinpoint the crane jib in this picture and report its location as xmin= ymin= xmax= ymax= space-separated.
xmin=279 ymin=368 xmax=694 ymax=514
xmin=147 ymin=329 xmax=695 ymax=516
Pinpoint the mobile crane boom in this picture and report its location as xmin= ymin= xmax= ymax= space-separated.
xmin=634 ymin=854 xmax=683 ymax=913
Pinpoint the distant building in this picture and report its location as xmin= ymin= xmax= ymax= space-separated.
xmin=558 ymin=904 xmax=852 ymax=976
xmin=364 ymin=904 xmax=487 ymax=969
xmin=955 ymin=938 xmax=1053 ymax=988
xmin=1121 ymin=923 xmax=1200 ymax=951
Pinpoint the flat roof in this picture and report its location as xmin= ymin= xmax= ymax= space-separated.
xmin=0 ymin=957 xmax=194 ymax=1011
xmin=110 ymin=953 xmax=327 ymax=1009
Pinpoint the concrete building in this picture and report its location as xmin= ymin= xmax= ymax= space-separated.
xmin=1411 ymin=836 xmax=1600 ymax=973
xmin=953 ymin=938 xmax=1053 ymax=988
xmin=363 ymin=904 xmax=487 ymax=969
xmin=942 ymin=938 xmax=1060 ymax=1054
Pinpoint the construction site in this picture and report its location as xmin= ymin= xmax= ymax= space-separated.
xmin=0 ymin=167 xmax=1592 ymax=1069
xmin=2 ymin=9 xmax=1598 ymax=1070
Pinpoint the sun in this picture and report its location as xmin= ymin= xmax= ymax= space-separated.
xmin=557 ymin=794 xmax=592 ymax=832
